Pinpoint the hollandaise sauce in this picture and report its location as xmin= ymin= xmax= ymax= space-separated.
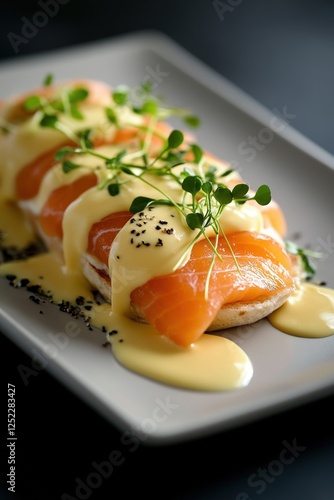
xmin=268 ymin=282 xmax=334 ymax=338
xmin=0 ymin=199 xmax=253 ymax=392
xmin=1 ymin=78 xmax=333 ymax=395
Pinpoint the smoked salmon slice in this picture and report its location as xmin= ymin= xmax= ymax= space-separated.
xmin=130 ymin=231 xmax=295 ymax=347
xmin=87 ymin=211 xmax=133 ymax=267
xmin=40 ymin=173 xmax=98 ymax=238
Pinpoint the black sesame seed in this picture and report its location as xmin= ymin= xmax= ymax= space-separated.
xmin=5 ymin=274 xmax=16 ymax=281
xmin=18 ymin=278 xmax=29 ymax=287
xmin=29 ymin=295 xmax=40 ymax=304
xmin=27 ymin=284 xmax=41 ymax=293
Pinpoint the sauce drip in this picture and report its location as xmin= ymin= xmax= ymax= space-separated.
xmin=268 ymin=282 xmax=334 ymax=338
xmin=0 ymin=250 xmax=253 ymax=392
xmin=1 ymin=198 xmax=334 ymax=392
xmin=1 ymin=80 xmax=333 ymax=393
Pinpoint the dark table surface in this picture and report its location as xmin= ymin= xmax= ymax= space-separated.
xmin=1 ymin=1 xmax=334 ymax=499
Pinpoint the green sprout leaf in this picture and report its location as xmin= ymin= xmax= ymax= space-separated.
xmin=43 ymin=74 xmax=54 ymax=86
xmin=167 ymin=130 xmax=184 ymax=150
xmin=139 ymin=100 xmax=158 ymax=116
xmin=186 ymin=212 xmax=204 ymax=230
xmin=184 ymin=115 xmax=200 ymax=127
xmin=62 ymin=159 xmax=81 ymax=173
xmin=202 ymin=181 xmax=212 ymax=195
xmin=232 ymin=183 xmax=249 ymax=199
xmin=68 ymin=88 xmax=89 ymax=104
xmin=182 ymin=175 xmax=202 ymax=195
xmin=129 ymin=196 xmax=154 ymax=213
xmin=70 ymin=105 xmax=84 ymax=120
xmin=55 ymin=147 xmax=75 ymax=161
xmin=191 ymin=143 xmax=203 ymax=164
xmin=213 ymin=186 xmax=233 ymax=205
xmin=24 ymin=95 xmax=43 ymax=111
xmin=39 ymin=113 xmax=58 ymax=128
xmin=79 ymin=129 xmax=94 ymax=149
xmin=108 ymin=183 xmax=120 ymax=197
xmin=254 ymin=184 xmax=271 ymax=206
xmin=105 ymin=107 xmax=118 ymax=124
xmin=112 ymin=86 xmax=129 ymax=105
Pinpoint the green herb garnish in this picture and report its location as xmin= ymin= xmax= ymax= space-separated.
xmin=285 ymin=240 xmax=321 ymax=279
xmin=30 ymin=78 xmax=272 ymax=298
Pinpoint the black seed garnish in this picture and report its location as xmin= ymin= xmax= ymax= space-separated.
xmin=155 ymin=225 xmax=161 ymax=230
xmin=76 ymin=296 xmax=85 ymax=306
xmin=29 ymin=295 xmax=40 ymax=304
xmin=18 ymin=278 xmax=29 ymax=287
xmin=159 ymin=220 xmax=168 ymax=225
xmin=27 ymin=284 xmax=41 ymax=293
xmin=5 ymin=274 xmax=16 ymax=281
xmin=156 ymin=238 xmax=163 ymax=247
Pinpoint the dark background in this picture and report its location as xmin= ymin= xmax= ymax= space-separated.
xmin=1 ymin=1 xmax=334 ymax=499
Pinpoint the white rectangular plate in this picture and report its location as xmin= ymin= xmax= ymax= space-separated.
xmin=1 ymin=31 xmax=334 ymax=445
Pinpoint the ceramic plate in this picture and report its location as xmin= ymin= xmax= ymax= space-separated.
xmin=1 ymin=31 xmax=334 ymax=444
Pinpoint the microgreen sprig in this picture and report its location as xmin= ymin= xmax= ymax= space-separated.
xmin=43 ymin=78 xmax=272 ymax=298
xmin=23 ymin=77 xmax=90 ymax=141
xmin=285 ymin=240 xmax=322 ymax=279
